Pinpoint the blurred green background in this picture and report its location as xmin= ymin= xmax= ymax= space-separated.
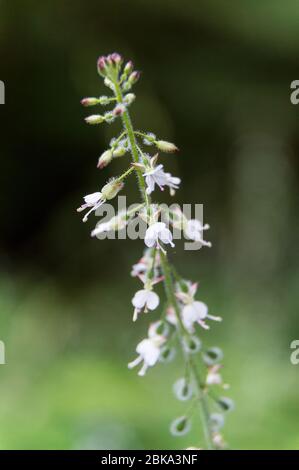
xmin=0 ymin=0 xmax=299 ymax=449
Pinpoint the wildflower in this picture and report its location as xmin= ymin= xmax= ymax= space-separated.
xmin=131 ymin=287 xmax=159 ymax=322
xmin=184 ymin=219 xmax=211 ymax=247
xmin=144 ymin=222 xmax=174 ymax=251
xmin=144 ymin=163 xmax=181 ymax=195
xmin=124 ymin=93 xmax=136 ymax=105
xmin=128 ymin=325 xmax=165 ymax=376
xmin=176 ymin=282 xmax=221 ymax=331
xmin=209 ymin=413 xmax=225 ymax=432
xmin=91 ymin=211 xmax=127 ymax=237
xmin=206 ymin=364 xmax=222 ymax=386
xmin=77 ymin=192 xmax=105 ymax=223
xmin=77 ymin=180 xmax=123 ymax=222
xmin=182 ymin=300 xmax=221 ymax=331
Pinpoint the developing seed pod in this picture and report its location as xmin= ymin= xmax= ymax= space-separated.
xmin=170 ymin=416 xmax=191 ymax=436
xmin=217 ymin=397 xmax=234 ymax=413
xmin=173 ymin=378 xmax=193 ymax=401
xmin=203 ymin=347 xmax=223 ymax=366
xmin=209 ymin=413 xmax=225 ymax=432
xmin=159 ymin=345 xmax=176 ymax=363
xmin=182 ymin=335 xmax=201 ymax=354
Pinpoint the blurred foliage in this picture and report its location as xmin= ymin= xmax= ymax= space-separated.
xmin=0 ymin=0 xmax=299 ymax=449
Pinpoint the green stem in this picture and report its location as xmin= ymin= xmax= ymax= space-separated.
xmin=113 ymin=81 xmax=150 ymax=210
xmin=112 ymin=76 xmax=214 ymax=450
xmin=160 ymin=250 xmax=214 ymax=449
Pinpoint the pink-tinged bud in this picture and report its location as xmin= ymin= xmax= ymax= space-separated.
xmin=97 ymin=149 xmax=113 ymax=169
xmin=110 ymin=52 xmax=122 ymax=65
xmin=81 ymin=97 xmax=99 ymax=107
xmin=113 ymin=104 xmax=126 ymax=116
xmin=129 ymin=71 xmax=141 ymax=84
xmin=97 ymin=56 xmax=107 ymax=76
xmin=156 ymin=140 xmax=179 ymax=153
xmin=124 ymin=60 xmax=134 ymax=74
xmin=85 ymin=114 xmax=105 ymax=125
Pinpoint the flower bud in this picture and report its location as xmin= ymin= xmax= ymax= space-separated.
xmin=85 ymin=114 xmax=105 ymax=125
xmin=110 ymin=52 xmax=122 ymax=66
xmin=97 ymin=56 xmax=107 ymax=76
xmin=217 ymin=397 xmax=234 ymax=413
xmin=101 ymin=179 xmax=124 ymax=200
xmin=155 ymin=140 xmax=178 ymax=153
xmin=112 ymin=146 xmax=126 ymax=158
xmin=81 ymin=97 xmax=99 ymax=107
xmin=170 ymin=416 xmax=191 ymax=436
xmin=128 ymin=71 xmax=141 ymax=85
xmin=97 ymin=150 xmax=113 ymax=169
xmin=173 ymin=378 xmax=193 ymax=401
xmin=124 ymin=93 xmax=136 ymax=105
xmin=124 ymin=60 xmax=134 ymax=74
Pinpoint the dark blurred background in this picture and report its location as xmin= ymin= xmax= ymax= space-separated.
xmin=0 ymin=0 xmax=299 ymax=449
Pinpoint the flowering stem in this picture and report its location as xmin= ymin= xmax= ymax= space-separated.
xmin=159 ymin=250 xmax=214 ymax=449
xmin=112 ymin=74 xmax=214 ymax=449
xmin=112 ymin=81 xmax=150 ymax=211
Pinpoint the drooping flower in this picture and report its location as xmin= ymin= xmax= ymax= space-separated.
xmin=128 ymin=325 xmax=165 ymax=376
xmin=184 ymin=219 xmax=211 ymax=247
xmin=182 ymin=300 xmax=221 ymax=332
xmin=131 ymin=288 xmax=159 ymax=321
xmin=144 ymin=222 xmax=174 ymax=252
xmin=206 ymin=364 xmax=223 ymax=386
xmin=143 ymin=164 xmax=180 ymax=195
xmin=77 ymin=179 xmax=124 ymax=222
xmin=176 ymin=281 xmax=221 ymax=331
xmin=77 ymin=192 xmax=105 ymax=223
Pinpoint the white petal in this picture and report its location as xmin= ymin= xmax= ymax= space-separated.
xmin=146 ymin=291 xmax=159 ymax=310
xmin=84 ymin=192 xmax=102 ymax=206
xmin=132 ymin=290 xmax=148 ymax=309
xmin=159 ymin=227 xmax=174 ymax=247
xmin=193 ymin=301 xmax=208 ymax=319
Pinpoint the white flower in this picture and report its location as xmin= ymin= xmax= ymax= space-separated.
xmin=132 ymin=288 xmax=159 ymax=321
xmin=128 ymin=326 xmax=165 ymax=376
xmin=206 ymin=365 xmax=222 ymax=386
xmin=145 ymin=222 xmax=174 ymax=252
xmin=182 ymin=300 xmax=221 ymax=331
xmin=91 ymin=211 xmax=127 ymax=237
xmin=77 ymin=192 xmax=104 ymax=222
xmin=143 ymin=164 xmax=181 ymax=195
xmin=184 ymin=219 xmax=211 ymax=247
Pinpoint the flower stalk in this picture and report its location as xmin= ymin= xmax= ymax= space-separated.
xmin=78 ymin=53 xmax=233 ymax=449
